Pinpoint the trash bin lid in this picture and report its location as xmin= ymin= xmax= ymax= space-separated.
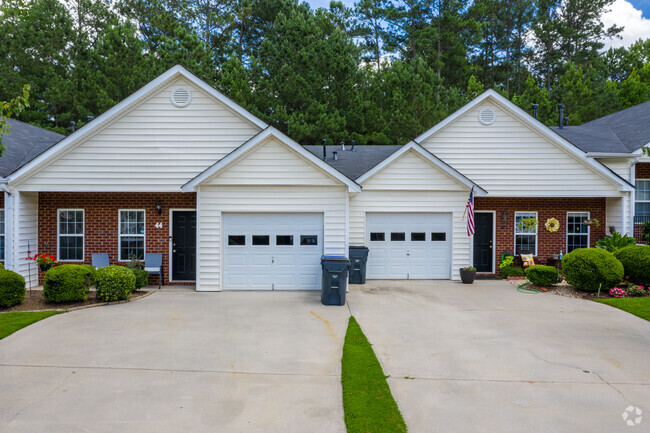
xmin=321 ymin=255 xmax=350 ymax=261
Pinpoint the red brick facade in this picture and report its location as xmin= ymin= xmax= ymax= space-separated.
xmin=38 ymin=192 xmax=196 ymax=284
xmin=475 ymin=197 xmax=607 ymax=273
xmin=635 ymin=162 xmax=650 ymax=179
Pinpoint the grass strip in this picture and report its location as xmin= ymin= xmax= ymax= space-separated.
xmin=595 ymin=297 xmax=650 ymax=321
xmin=0 ymin=311 xmax=62 ymax=340
xmin=341 ymin=316 xmax=407 ymax=433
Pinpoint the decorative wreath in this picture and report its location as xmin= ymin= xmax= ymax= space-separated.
xmin=545 ymin=218 xmax=560 ymax=233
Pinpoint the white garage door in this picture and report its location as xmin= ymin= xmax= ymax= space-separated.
xmin=367 ymin=213 xmax=452 ymax=279
xmin=223 ymin=213 xmax=323 ymax=290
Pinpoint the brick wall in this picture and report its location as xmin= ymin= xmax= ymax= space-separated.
xmin=38 ymin=192 xmax=196 ymax=285
xmin=475 ymin=197 xmax=607 ymax=273
xmin=636 ymin=162 xmax=650 ymax=179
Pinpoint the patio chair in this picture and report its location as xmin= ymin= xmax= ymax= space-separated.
xmin=91 ymin=253 xmax=110 ymax=269
xmin=144 ymin=253 xmax=164 ymax=289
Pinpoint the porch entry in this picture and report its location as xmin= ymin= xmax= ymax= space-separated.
xmin=171 ymin=210 xmax=197 ymax=281
xmin=473 ymin=212 xmax=494 ymax=273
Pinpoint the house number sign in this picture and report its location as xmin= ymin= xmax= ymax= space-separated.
xmin=155 ymin=222 xmax=163 ymax=229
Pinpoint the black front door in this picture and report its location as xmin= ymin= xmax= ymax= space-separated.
xmin=473 ymin=212 xmax=493 ymax=273
xmin=172 ymin=211 xmax=196 ymax=281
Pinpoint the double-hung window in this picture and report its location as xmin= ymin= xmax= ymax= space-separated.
xmin=0 ymin=209 xmax=4 ymax=261
xmin=119 ymin=210 xmax=145 ymax=261
xmin=58 ymin=209 xmax=84 ymax=261
xmin=635 ymin=180 xmax=650 ymax=217
xmin=514 ymin=211 xmax=537 ymax=255
xmin=567 ymin=212 xmax=589 ymax=252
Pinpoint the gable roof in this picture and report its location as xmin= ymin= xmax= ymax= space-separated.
xmin=7 ymin=65 xmax=268 ymax=186
xmin=355 ymin=141 xmax=487 ymax=194
xmin=552 ymin=100 xmax=650 ymax=154
xmin=302 ymin=145 xmax=403 ymax=179
xmin=182 ymin=127 xmax=361 ymax=192
xmin=414 ymin=89 xmax=634 ymax=191
xmin=0 ymin=119 xmax=64 ymax=178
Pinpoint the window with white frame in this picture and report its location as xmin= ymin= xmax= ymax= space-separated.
xmin=119 ymin=210 xmax=145 ymax=261
xmin=567 ymin=212 xmax=589 ymax=252
xmin=0 ymin=209 xmax=4 ymax=261
xmin=58 ymin=209 xmax=84 ymax=261
xmin=515 ymin=211 xmax=537 ymax=255
xmin=635 ymin=180 xmax=650 ymax=217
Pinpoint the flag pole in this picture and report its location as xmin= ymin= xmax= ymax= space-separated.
xmin=462 ymin=185 xmax=475 ymax=219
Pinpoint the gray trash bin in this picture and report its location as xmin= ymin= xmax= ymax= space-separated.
xmin=321 ymin=256 xmax=350 ymax=306
xmin=348 ymin=246 xmax=369 ymax=284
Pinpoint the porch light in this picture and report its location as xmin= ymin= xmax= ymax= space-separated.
xmin=155 ymin=201 xmax=162 ymax=215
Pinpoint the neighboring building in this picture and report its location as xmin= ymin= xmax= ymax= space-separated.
xmin=0 ymin=66 xmax=646 ymax=288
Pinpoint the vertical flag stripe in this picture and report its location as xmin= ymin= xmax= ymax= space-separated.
xmin=466 ymin=186 xmax=475 ymax=236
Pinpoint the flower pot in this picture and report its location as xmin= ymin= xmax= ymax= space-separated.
xmin=460 ymin=268 xmax=476 ymax=284
xmin=39 ymin=263 xmax=53 ymax=272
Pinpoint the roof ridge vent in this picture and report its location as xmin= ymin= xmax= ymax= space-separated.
xmin=478 ymin=107 xmax=496 ymax=125
xmin=171 ymin=86 xmax=192 ymax=108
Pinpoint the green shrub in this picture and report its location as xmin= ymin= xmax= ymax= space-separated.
xmin=561 ymin=248 xmax=623 ymax=292
xmin=499 ymin=255 xmax=514 ymax=269
xmin=131 ymin=268 xmax=149 ymax=289
xmin=614 ymin=245 xmax=650 ymax=286
xmin=500 ymin=266 xmax=525 ymax=278
xmin=595 ymin=232 xmax=636 ymax=252
xmin=0 ymin=269 xmax=26 ymax=307
xmin=43 ymin=265 xmax=93 ymax=303
xmin=95 ymin=266 xmax=136 ymax=302
xmin=525 ymin=265 xmax=559 ymax=287
xmin=0 ymin=262 xmax=4 ymax=269
xmin=626 ymin=285 xmax=647 ymax=297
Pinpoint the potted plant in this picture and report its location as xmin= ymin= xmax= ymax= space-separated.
xmin=27 ymin=252 xmax=58 ymax=272
xmin=460 ymin=266 xmax=477 ymax=284
xmin=582 ymin=218 xmax=600 ymax=227
xmin=126 ymin=252 xmax=144 ymax=270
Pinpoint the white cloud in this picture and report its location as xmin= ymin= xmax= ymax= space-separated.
xmin=601 ymin=0 xmax=650 ymax=49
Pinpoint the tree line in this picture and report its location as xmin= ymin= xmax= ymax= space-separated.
xmin=1 ymin=0 xmax=649 ymax=146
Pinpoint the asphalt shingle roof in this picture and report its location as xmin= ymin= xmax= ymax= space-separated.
xmin=303 ymin=144 xmax=403 ymax=180
xmin=0 ymin=119 xmax=64 ymax=177
xmin=550 ymin=100 xmax=650 ymax=154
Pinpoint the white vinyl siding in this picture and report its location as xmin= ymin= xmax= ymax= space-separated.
xmin=606 ymin=197 xmax=624 ymax=234
xmin=420 ymin=101 xmax=622 ymax=197
xmin=567 ymin=212 xmax=590 ymax=252
xmin=597 ymin=158 xmax=632 ymax=182
xmin=16 ymin=192 xmax=38 ymax=286
xmin=58 ymin=209 xmax=84 ymax=261
xmin=197 ymin=185 xmax=347 ymax=291
xmin=119 ymin=210 xmax=146 ymax=261
xmin=514 ymin=211 xmax=537 ymax=255
xmin=16 ymin=77 xmax=262 ymax=192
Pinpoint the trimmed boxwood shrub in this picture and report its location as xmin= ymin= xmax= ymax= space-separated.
xmin=0 ymin=269 xmax=26 ymax=307
xmin=614 ymin=245 xmax=650 ymax=286
xmin=131 ymin=268 xmax=149 ymax=289
xmin=500 ymin=266 xmax=525 ymax=278
xmin=525 ymin=265 xmax=558 ymax=287
xmin=95 ymin=266 xmax=136 ymax=302
xmin=43 ymin=265 xmax=94 ymax=303
xmin=561 ymin=248 xmax=623 ymax=292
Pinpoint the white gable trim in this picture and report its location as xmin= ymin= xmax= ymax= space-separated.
xmin=182 ymin=127 xmax=361 ymax=193
xmin=356 ymin=141 xmax=487 ymax=195
xmin=415 ymin=89 xmax=634 ymax=192
xmin=8 ymin=65 xmax=267 ymax=187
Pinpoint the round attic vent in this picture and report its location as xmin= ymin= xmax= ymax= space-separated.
xmin=478 ymin=107 xmax=496 ymax=125
xmin=170 ymin=87 xmax=192 ymax=108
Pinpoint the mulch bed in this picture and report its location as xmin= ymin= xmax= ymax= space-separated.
xmin=1 ymin=290 xmax=153 ymax=313
xmin=506 ymin=277 xmax=608 ymax=300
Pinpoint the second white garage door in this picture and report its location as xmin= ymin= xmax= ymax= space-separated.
xmin=223 ymin=213 xmax=323 ymax=290
xmin=366 ymin=212 xmax=452 ymax=279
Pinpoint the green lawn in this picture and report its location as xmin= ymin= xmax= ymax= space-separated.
xmin=595 ymin=297 xmax=650 ymax=321
xmin=341 ymin=316 xmax=407 ymax=433
xmin=0 ymin=311 xmax=62 ymax=340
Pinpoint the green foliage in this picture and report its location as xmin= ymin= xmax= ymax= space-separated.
xmin=614 ymin=245 xmax=650 ymax=286
xmin=595 ymin=232 xmax=636 ymax=253
xmin=561 ymin=248 xmax=623 ymax=292
xmin=0 ymin=84 xmax=30 ymax=154
xmin=525 ymin=265 xmax=558 ymax=287
xmin=0 ymin=311 xmax=61 ymax=340
xmin=642 ymin=221 xmax=650 ymax=244
xmin=500 ymin=266 xmax=525 ymax=279
xmin=43 ymin=265 xmax=93 ymax=303
xmin=341 ymin=316 xmax=407 ymax=433
xmin=131 ymin=268 xmax=149 ymax=289
xmin=499 ymin=255 xmax=514 ymax=269
xmin=95 ymin=266 xmax=136 ymax=302
xmin=596 ymin=297 xmax=650 ymax=321
xmin=0 ymin=269 xmax=26 ymax=308
xmin=626 ymin=285 xmax=647 ymax=297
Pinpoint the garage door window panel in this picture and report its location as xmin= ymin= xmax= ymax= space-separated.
xmin=370 ymin=232 xmax=385 ymax=241
xmin=276 ymin=235 xmax=294 ymax=246
xmin=431 ymin=232 xmax=446 ymax=241
xmin=515 ymin=211 xmax=537 ymax=255
xmin=253 ymin=235 xmax=270 ymax=246
xmin=411 ymin=232 xmax=426 ymax=241
xmin=391 ymin=233 xmax=406 ymax=241
xmin=228 ymin=235 xmax=246 ymax=246
xmin=300 ymin=235 xmax=318 ymax=246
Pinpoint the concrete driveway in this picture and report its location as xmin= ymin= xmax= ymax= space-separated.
xmin=347 ymin=280 xmax=650 ymax=433
xmin=0 ymin=290 xmax=349 ymax=433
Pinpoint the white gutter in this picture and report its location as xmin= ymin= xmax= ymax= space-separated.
xmin=0 ymin=179 xmax=11 ymax=195
xmin=585 ymin=152 xmax=639 ymax=158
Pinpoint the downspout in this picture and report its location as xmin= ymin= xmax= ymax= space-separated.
xmin=630 ymin=159 xmax=638 ymax=237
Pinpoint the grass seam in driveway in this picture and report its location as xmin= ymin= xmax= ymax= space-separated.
xmin=0 ymin=311 xmax=62 ymax=340
xmin=595 ymin=297 xmax=650 ymax=321
xmin=341 ymin=316 xmax=408 ymax=433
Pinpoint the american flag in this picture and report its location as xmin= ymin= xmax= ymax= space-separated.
xmin=466 ymin=186 xmax=475 ymax=236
